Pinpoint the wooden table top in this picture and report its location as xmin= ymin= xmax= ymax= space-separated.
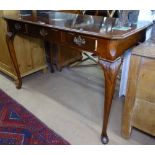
xmin=4 ymin=11 xmax=152 ymax=39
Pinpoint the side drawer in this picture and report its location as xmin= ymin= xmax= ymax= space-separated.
xmin=62 ymin=32 xmax=97 ymax=51
xmin=7 ymin=20 xmax=26 ymax=33
xmin=27 ymin=24 xmax=61 ymax=42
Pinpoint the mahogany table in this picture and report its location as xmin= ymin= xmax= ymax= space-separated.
xmin=3 ymin=11 xmax=152 ymax=144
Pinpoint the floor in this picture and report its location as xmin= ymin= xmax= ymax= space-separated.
xmin=0 ymin=61 xmax=155 ymax=145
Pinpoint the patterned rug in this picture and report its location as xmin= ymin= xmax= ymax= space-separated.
xmin=0 ymin=89 xmax=69 ymax=145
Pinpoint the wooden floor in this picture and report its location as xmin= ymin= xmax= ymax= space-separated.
xmin=0 ymin=61 xmax=155 ymax=144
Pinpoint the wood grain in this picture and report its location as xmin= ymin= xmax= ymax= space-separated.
xmin=121 ymin=55 xmax=141 ymax=138
xmin=122 ymin=41 xmax=155 ymax=138
xmin=0 ymin=11 xmax=16 ymax=77
xmin=0 ymin=10 xmax=47 ymax=81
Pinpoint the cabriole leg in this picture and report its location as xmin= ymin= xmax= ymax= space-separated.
xmin=99 ymin=58 xmax=122 ymax=144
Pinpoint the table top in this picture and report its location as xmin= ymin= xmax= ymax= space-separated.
xmin=132 ymin=39 xmax=155 ymax=58
xmin=4 ymin=11 xmax=152 ymax=39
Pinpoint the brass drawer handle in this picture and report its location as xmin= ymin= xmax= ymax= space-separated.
xmin=73 ymin=36 xmax=86 ymax=46
xmin=40 ymin=28 xmax=48 ymax=37
xmin=14 ymin=23 xmax=22 ymax=30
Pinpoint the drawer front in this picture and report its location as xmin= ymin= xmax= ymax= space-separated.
xmin=27 ymin=24 xmax=60 ymax=42
xmin=62 ymin=32 xmax=97 ymax=51
xmin=7 ymin=21 xmax=26 ymax=33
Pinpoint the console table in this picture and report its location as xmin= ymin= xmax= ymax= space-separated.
xmin=3 ymin=11 xmax=151 ymax=144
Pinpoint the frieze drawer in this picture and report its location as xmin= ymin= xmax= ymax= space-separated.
xmin=27 ymin=24 xmax=61 ymax=42
xmin=62 ymin=32 xmax=97 ymax=51
xmin=7 ymin=20 xmax=26 ymax=33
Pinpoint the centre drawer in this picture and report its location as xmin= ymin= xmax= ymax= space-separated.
xmin=27 ymin=24 xmax=61 ymax=42
xmin=62 ymin=32 xmax=97 ymax=51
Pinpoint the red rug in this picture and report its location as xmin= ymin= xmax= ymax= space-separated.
xmin=0 ymin=89 xmax=69 ymax=145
